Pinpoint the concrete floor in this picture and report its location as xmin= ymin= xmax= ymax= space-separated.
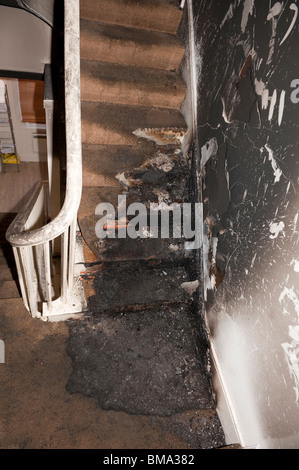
xmin=0 ymin=295 xmax=227 ymax=449
xmin=0 ymin=298 xmax=194 ymax=449
xmin=0 ymin=162 xmax=47 ymax=213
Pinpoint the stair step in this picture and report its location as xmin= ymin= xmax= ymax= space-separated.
xmin=0 ymin=267 xmax=17 ymax=282
xmin=80 ymin=20 xmax=185 ymax=72
xmin=81 ymin=151 xmax=189 ymax=205
xmin=85 ymin=264 xmax=194 ymax=312
xmin=78 ymin=142 xmax=190 ymax=262
xmin=82 ymin=143 xmax=158 ymax=180
xmin=67 ymin=302 xmax=216 ymax=417
xmin=0 ymin=280 xmax=20 ymax=299
xmin=80 ymin=0 xmax=182 ymax=35
xmin=80 ymin=60 xmax=186 ymax=110
xmin=81 ymin=102 xmax=187 ymax=146
xmin=82 ymin=138 xmax=188 ymax=184
xmin=82 ymin=229 xmax=192 ymax=265
xmin=79 ymin=186 xmax=121 ymax=222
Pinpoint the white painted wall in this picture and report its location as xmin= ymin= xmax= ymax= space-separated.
xmin=0 ymin=5 xmax=52 ymax=162
xmin=3 ymin=78 xmax=47 ymax=162
xmin=0 ymin=6 xmax=52 ymax=75
xmin=184 ymin=0 xmax=299 ymax=449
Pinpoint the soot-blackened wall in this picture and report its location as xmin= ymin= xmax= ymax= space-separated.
xmin=191 ymin=0 xmax=299 ymax=448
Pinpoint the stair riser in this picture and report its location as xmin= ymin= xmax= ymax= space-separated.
xmin=81 ymin=102 xmax=186 ymax=146
xmin=82 ymin=169 xmax=120 ymax=188
xmin=82 ymin=124 xmax=136 ymax=147
xmin=82 ymin=144 xmax=157 ymax=178
xmin=80 ymin=35 xmax=184 ymax=72
xmin=80 ymin=0 xmax=182 ymax=34
xmin=81 ymin=75 xmax=185 ymax=110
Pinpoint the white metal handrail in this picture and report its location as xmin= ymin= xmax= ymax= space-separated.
xmin=5 ymin=0 xmax=84 ymax=320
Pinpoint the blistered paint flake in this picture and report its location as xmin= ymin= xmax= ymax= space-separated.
xmin=133 ymin=128 xmax=187 ymax=146
xmin=263 ymin=144 xmax=283 ymax=184
xmin=269 ymin=221 xmax=285 ymax=239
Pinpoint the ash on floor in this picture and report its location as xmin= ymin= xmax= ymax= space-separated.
xmin=66 ymin=304 xmax=215 ymax=417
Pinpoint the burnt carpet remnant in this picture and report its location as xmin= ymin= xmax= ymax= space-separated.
xmin=66 ymin=111 xmax=225 ymax=444
xmin=66 ymin=110 xmax=223 ymax=443
xmin=66 ymin=132 xmax=220 ymax=424
xmin=66 ymin=305 xmax=215 ymax=417
xmin=66 ymin=144 xmax=218 ymax=420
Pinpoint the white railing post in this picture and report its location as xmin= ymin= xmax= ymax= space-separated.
xmin=12 ymin=246 xmax=29 ymax=311
xmin=43 ymin=241 xmax=53 ymax=311
xmin=68 ymin=217 xmax=77 ymax=293
xmin=5 ymin=0 xmax=85 ymax=321
xmin=60 ymin=228 xmax=69 ymax=304
xmin=19 ymin=246 xmax=40 ymax=318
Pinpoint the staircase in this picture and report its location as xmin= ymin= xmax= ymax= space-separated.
xmin=78 ymin=0 xmax=187 ymax=255
xmin=65 ymin=0 xmax=227 ymax=448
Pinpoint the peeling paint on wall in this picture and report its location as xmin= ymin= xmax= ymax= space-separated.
xmin=269 ymin=221 xmax=285 ymax=239
xmin=263 ymin=144 xmax=282 ymax=184
xmin=291 ymin=259 xmax=299 ymax=273
xmin=241 ymin=0 xmax=254 ymax=33
xmin=279 ymin=3 xmax=298 ymax=45
xmin=200 ymin=137 xmax=218 ymax=172
xmin=191 ymin=0 xmax=299 ymax=449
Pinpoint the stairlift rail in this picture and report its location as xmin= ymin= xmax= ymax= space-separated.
xmin=5 ymin=0 xmax=83 ymax=319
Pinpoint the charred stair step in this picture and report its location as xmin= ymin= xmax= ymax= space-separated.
xmin=80 ymin=20 xmax=185 ymax=72
xmin=117 ymin=147 xmax=190 ymax=195
xmin=82 ymin=140 xmax=188 ymax=185
xmin=66 ymin=302 xmax=215 ymax=417
xmin=82 ymin=142 xmax=159 ymax=180
xmin=79 ymin=151 xmax=191 ymax=263
xmin=80 ymin=59 xmax=186 ymax=110
xmin=81 ymin=102 xmax=187 ymax=146
xmin=78 ymin=186 xmax=121 ymax=223
xmin=0 ymin=280 xmax=20 ymax=299
xmin=80 ymin=225 xmax=192 ymax=265
xmin=86 ymin=264 xmax=195 ymax=312
xmin=78 ymin=189 xmax=191 ymax=264
xmin=80 ymin=0 xmax=182 ymax=35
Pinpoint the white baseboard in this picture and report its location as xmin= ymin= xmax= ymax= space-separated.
xmin=209 ymin=339 xmax=244 ymax=447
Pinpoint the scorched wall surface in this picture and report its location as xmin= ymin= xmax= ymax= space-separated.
xmin=193 ymin=0 xmax=299 ymax=448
